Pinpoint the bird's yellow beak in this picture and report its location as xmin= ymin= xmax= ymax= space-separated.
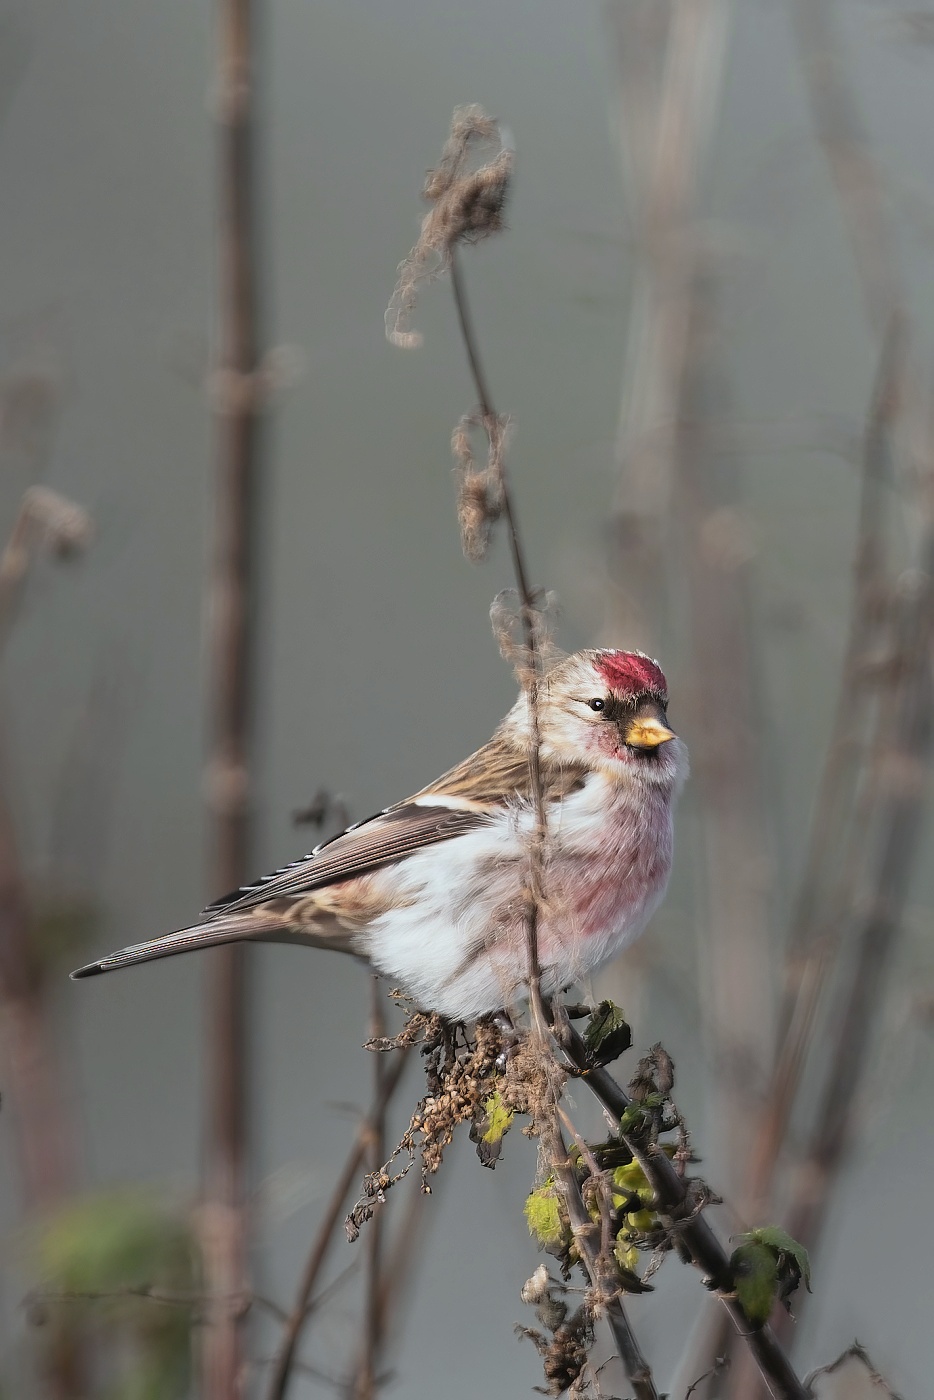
xmin=623 ymin=715 xmax=677 ymax=751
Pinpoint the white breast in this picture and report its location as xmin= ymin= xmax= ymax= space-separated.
xmin=361 ymin=772 xmax=675 ymax=1021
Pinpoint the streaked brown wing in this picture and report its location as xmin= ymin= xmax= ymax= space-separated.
xmin=207 ymin=731 xmax=588 ymax=920
xmin=416 ymin=730 xmax=588 ymax=807
xmin=203 ymin=802 xmax=489 ymax=918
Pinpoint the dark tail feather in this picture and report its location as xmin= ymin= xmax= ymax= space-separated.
xmin=70 ymin=911 xmax=293 ymax=979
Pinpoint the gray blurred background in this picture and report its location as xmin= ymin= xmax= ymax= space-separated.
xmin=0 ymin=0 xmax=932 ymax=1396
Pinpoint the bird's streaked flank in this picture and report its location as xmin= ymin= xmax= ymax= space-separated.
xmin=72 ymin=650 xmax=688 ymax=1020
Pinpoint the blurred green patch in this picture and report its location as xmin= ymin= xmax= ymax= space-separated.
xmin=30 ymin=1192 xmax=197 ymax=1400
xmin=730 ymin=1225 xmax=811 ymax=1328
xmin=30 ymin=892 xmax=101 ymax=972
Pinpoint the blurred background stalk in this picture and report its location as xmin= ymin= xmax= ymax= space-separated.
xmin=202 ymin=0 xmax=264 ymax=1394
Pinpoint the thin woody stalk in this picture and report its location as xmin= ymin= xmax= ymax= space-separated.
xmin=450 ymin=243 xmax=658 ymax=1400
xmin=353 ymin=983 xmax=389 ymax=1400
xmin=203 ymin=0 xmax=263 ymax=1394
xmin=782 ymin=522 xmax=934 ymax=1262
xmin=555 ymin=1106 xmax=659 ymax=1399
xmin=448 ymin=250 xmax=547 ymax=1016
xmin=745 ymin=320 xmax=902 ymax=1220
xmin=408 ymin=108 xmax=806 ymax=1400
xmin=0 ymin=474 xmax=90 ymax=1396
xmin=0 ymin=488 xmax=90 ymax=1212
xmin=604 ymin=0 xmax=733 ymax=648
xmin=544 ymin=1113 xmax=659 ymax=1400
xmin=720 ymin=19 xmax=923 ymax=1391
xmin=0 ymin=784 xmax=83 ymax=1400
xmin=556 ymin=1024 xmax=809 ymax=1400
xmin=265 ymin=1051 xmax=410 ymax=1400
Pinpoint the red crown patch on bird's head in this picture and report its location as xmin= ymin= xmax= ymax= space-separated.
xmin=595 ymin=650 xmax=668 ymax=701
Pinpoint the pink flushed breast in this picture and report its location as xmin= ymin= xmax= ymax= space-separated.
xmin=596 ymin=651 xmax=668 ymax=700
xmin=574 ymin=827 xmax=670 ymax=937
xmin=539 ymin=790 xmax=674 ymax=970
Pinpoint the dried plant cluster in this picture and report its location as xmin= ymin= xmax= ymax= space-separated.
xmin=345 ymin=1010 xmax=511 ymax=1234
xmin=347 ymin=997 xmax=704 ymax=1399
xmin=385 ymin=105 xmax=513 ymax=350
xmin=451 ymin=409 xmax=508 ymax=562
xmin=346 ymin=1000 xmax=569 ymax=1211
xmin=517 ymin=1266 xmax=596 ymax=1400
xmin=343 ymin=986 xmax=815 ymax=1400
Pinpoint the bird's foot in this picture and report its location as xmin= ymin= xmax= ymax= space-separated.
xmin=487 ymin=1009 xmax=521 ymax=1073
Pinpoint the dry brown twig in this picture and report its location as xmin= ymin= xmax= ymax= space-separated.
xmin=438 ymin=113 xmax=668 ymax=1399
xmin=351 ymin=982 xmax=390 ymax=1400
xmin=202 ymin=0 xmax=264 ymax=1394
xmin=378 ymin=106 xmax=819 ymax=1400
xmin=0 ymin=376 xmax=91 ymax=1397
xmin=264 ymin=1048 xmax=410 ymax=1400
xmin=601 ymin=7 xmax=931 ymax=1396
xmin=385 ymin=105 xmax=512 ymax=351
xmin=745 ymin=318 xmax=904 ymax=1224
xmin=685 ymin=1353 xmax=730 ymax=1398
xmin=768 ymin=4 xmax=934 ymax=1304
xmin=389 ymin=105 xmax=665 ymax=1398
xmin=783 ymin=492 xmax=934 ymax=1256
xmin=718 ymin=15 xmax=932 ymax=1392
xmin=688 ymin=318 xmax=916 ymax=1400
xmin=603 ymin=0 xmax=733 ymax=648
xmin=804 ymin=1342 xmax=902 ymax=1398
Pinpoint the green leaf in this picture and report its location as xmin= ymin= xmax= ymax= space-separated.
xmin=469 ymin=1091 xmax=514 ymax=1167
xmin=618 ymin=1092 xmax=664 ymax=1136
xmin=742 ymin=1226 xmax=811 ymax=1293
xmin=611 ymin=1160 xmax=653 ymax=1207
xmin=583 ymin=1000 xmax=633 ymax=1067
xmin=524 ymin=1180 xmax=567 ymax=1249
xmin=731 ymin=1241 xmax=779 ymax=1326
xmin=734 ymin=1226 xmax=812 ymax=1313
xmin=614 ymin=1234 xmax=639 ymax=1274
xmin=583 ymin=1138 xmax=634 ymax=1172
xmin=481 ymin=1091 xmax=513 ymax=1144
xmin=611 ymin=1229 xmax=654 ymax=1293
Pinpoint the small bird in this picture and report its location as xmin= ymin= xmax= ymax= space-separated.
xmin=72 ymin=650 xmax=688 ymax=1021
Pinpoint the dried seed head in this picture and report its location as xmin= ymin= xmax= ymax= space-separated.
xmin=490 ymin=588 xmax=562 ymax=685
xmin=520 ymin=1264 xmax=551 ymax=1306
xmin=386 ymin=105 xmax=514 ymax=348
xmin=452 ymin=412 xmax=508 ymax=561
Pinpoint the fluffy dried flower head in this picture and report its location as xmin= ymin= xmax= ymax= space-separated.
xmin=452 ymin=411 xmax=508 ymax=561
xmin=517 ymin=1304 xmax=594 ymax=1397
xmin=520 ymin=1264 xmax=551 ymax=1306
xmin=490 ymin=588 xmax=563 ymax=685
xmin=386 ymin=105 xmax=513 ymax=348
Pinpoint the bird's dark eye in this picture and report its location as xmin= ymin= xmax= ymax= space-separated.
xmin=588 ymin=698 xmax=606 ymax=712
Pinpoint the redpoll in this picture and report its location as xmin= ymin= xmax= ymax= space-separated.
xmin=72 ymin=650 xmax=688 ymax=1021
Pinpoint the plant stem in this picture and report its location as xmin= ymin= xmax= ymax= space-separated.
xmin=265 ymin=1051 xmax=409 ymax=1400
xmin=449 ymin=248 xmax=547 ymax=1020
xmin=558 ymin=1024 xmax=809 ymax=1400
xmin=203 ymin=0 xmax=263 ymax=1393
